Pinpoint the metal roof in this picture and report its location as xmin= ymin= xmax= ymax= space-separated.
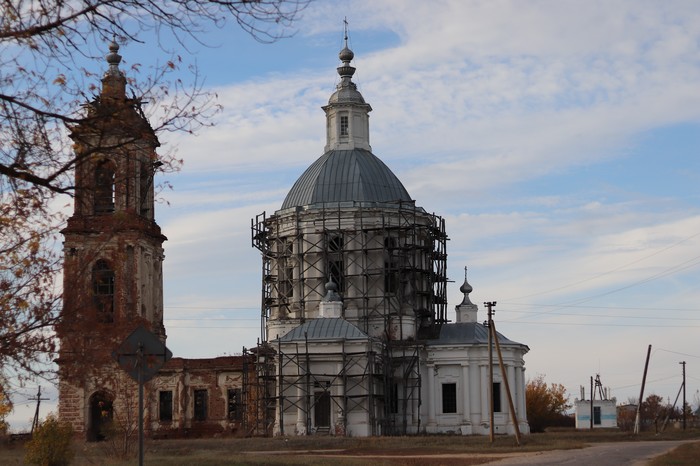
xmin=277 ymin=318 xmax=369 ymax=342
xmin=426 ymin=322 xmax=527 ymax=347
xmin=281 ymin=149 xmax=412 ymax=210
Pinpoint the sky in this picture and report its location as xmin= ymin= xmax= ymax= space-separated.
xmin=8 ymin=0 xmax=700 ymax=431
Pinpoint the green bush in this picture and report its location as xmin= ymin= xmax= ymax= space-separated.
xmin=24 ymin=414 xmax=75 ymax=466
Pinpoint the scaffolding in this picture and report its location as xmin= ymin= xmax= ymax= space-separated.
xmin=252 ymin=202 xmax=448 ymax=339
xmin=249 ymin=201 xmax=448 ymax=436
xmin=242 ymin=344 xmax=276 ymax=436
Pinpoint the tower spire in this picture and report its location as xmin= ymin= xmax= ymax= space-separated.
xmin=101 ymin=40 xmax=126 ymax=100
xmin=337 ymin=18 xmax=356 ymax=80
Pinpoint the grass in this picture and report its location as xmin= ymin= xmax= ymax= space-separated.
xmin=2 ymin=429 xmax=699 ymax=465
xmin=649 ymin=440 xmax=700 ymax=466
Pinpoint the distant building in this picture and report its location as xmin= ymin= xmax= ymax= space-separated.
xmin=574 ymin=380 xmax=617 ymax=429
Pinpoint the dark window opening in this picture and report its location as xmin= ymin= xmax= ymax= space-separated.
xmin=383 ymin=237 xmax=399 ymax=294
xmin=340 ymin=115 xmax=349 ymax=136
xmin=278 ymin=238 xmax=294 ymax=300
xmin=593 ymin=406 xmax=601 ymax=425
xmin=442 ymin=383 xmax=457 ymax=413
xmin=492 ymin=382 xmax=502 ymax=413
xmin=159 ymin=391 xmax=173 ymax=422
xmin=328 ymin=235 xmax=343 ymax=252
xmin=92 ymin=260 xmax=114 ymax=323
xmin=95 ymin=162 xmax=115 ymax=214
xmin=328 ymin=234 xmax=345 ymax=292
xmin=194 ymin=389 xmax=208 ymax=421
xmin=228 ymin=388 xmax=242 ymax=421
xmin=280 ymin=265 xmax=293 ymax=299
xmin=384 ymin=261 xmax=399 ymax=294
xmin=139 ymin=161 xmax=151 ymax=217
xmin=390 ymin=382 xmax=399 ymax=414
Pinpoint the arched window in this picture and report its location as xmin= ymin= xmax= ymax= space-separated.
xmin=94 ymin=161 xmax=115 ymax=213
xmin=92 ymin=260 xmax=114 ymax=323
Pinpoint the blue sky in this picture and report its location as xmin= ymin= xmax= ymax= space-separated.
xmin=8 ymin=0 xmax=700 ymax=430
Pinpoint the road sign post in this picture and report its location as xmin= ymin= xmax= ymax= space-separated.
xmin=112 ymin=326 xmax=172 ymax=466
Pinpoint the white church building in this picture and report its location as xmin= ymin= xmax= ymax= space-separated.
xmin=249 ymin=37 xmax=530 ymax=437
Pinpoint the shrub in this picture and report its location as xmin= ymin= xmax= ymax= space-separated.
xmin=24 ymin=414 xmax=74 ymax=466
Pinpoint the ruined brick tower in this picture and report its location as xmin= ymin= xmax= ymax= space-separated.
xmin=57 ymin=42 xmax=166 ymax=440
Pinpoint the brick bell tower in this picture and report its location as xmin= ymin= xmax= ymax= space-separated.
xmin=57 ymin=42 xmax=166 ymax=440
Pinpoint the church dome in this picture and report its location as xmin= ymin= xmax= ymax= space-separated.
xmin=281 ymin=39 xmax=412 ymax=211
xmin=328 ymin=86 xmax=366 ymax=105
xmin=281 ymin=148 xmax=412 ymax=209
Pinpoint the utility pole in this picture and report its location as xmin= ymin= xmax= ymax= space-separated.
xmin=29 ymin=386 xmax=50 ymax=434
xmin=590 ymin=376 xmax=594 ymax=430
xmin=484 ymin=301 xmax=496 ymax=443
xmin=634 ymin=344 xmax=652 ymax=435
xmin=490 ymin=319 xmax=521 ymax=445
xmin=680 ymin=361 xmax=686 ymax=431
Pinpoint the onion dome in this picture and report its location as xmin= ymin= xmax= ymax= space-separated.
xmin=459 ymin=267 xmax=474 ymax=306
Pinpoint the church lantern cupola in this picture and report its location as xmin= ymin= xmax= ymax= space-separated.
xmin=322 ymin=31 xmax=372 ymax=152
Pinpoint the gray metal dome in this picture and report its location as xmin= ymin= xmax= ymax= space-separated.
xmin=281 ymin=149 xmax=412 ymax=210
xmin=328 ymin=85 xmax=366 ymax=104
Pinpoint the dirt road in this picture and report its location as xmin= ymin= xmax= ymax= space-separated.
xmin=487 ymin=440 xmax=693 ymax=466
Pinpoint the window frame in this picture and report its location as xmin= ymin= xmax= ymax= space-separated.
xmin=492 ymin=382 xmax=502 ymax=413
xmin=94 ymin=161 xmax=115 ymax=214
xmin=340 ymin=114 xmax=349 ymax=137
xmin=227 ymin=388 xmax=242 ymax=421
xmin=442 ymin=382 xmax=457 ymax=414
xmin=92 ymin=260 xmax=115 ymax=323
xmin=193 ymin=389 xmax=208 ymax=421
xmin=593 ymin=405 xmax=602 ymax=425
xmin=159 ymin=390 xmax=173 ymax=422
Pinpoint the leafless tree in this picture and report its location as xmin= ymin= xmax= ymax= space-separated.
xmin=0 ymin=0 xmax=309 ymax=382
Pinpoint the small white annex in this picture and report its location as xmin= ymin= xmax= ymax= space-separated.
xmin=422 ymin=278 xmax=530 ymax=435
xmin=574 ymin=398 xmax=618 ymax=429
xmin=269 ymin=275 xmax=531 ymax=437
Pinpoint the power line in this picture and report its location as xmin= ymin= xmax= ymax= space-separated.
xmin=508 ymin=230 xmax=700 ymax=300
xmin=501 ymin=302 xmax=698 ymax=312
xmin=498 ymin=320 xmax=700 ymax=328
xmin=655 ymin=348 xmax=700 ymax=360
xmin=498 ymin=309 xmax=700 ymax=322
xmin=507 ymin=255 xmax=700 ymax=321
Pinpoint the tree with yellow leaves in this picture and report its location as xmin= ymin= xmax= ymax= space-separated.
xmin=526 ymin=374 xmax=573 ymax=432
xmin=0 ymin=383 xmax=13 ymax=435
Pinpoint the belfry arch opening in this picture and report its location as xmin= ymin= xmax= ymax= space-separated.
xmin=94 ymin=160 xmax=115 ymax=214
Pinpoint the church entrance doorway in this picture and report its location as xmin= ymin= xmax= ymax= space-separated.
xmin=314 ymin=390 xmax=331 ymax=429
xmin=88 ymin=391 xmax=113 ymax=441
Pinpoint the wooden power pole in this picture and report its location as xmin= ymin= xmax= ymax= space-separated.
xmin=484 ymin=301 xmax=496 ymax=443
